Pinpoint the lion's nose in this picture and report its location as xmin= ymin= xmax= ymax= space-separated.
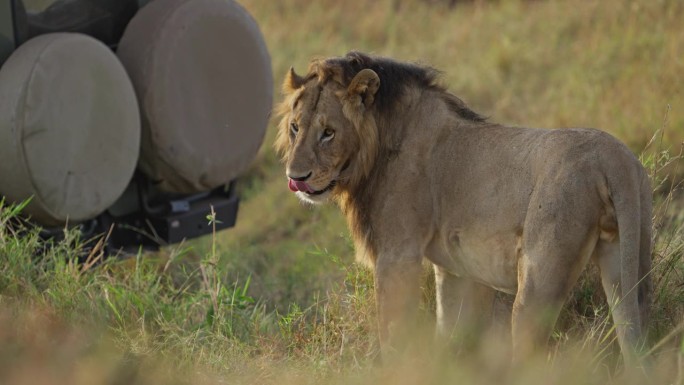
xmin=287 ymin=171 xmax=312 ymax=182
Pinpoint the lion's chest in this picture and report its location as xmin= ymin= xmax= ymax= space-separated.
xmin=426 ymin=229 xmax=519 ymax=294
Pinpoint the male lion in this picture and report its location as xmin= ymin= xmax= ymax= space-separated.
xmin=275 ymin=52 xmax=652 ymax=364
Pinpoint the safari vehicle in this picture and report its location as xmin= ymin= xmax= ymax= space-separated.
xmin=0 ymin=0 xmax=273 ymax=252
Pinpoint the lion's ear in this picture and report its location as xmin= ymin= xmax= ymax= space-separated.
xmin=347 ymin=69 xmax=380 ymax=107
xmin=284 ymin=67 xmax=305 ymax=92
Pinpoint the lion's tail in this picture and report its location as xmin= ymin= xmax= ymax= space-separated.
xmin=608 ymin=161 xmax=652 ymax=344
xmin=636 ymin=171 xmax=653 ymax=334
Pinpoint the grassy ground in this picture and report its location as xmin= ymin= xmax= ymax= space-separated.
xmin=1 ymin=0 xmax=684 ymax=384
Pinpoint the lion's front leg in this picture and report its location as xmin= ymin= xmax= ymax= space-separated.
xmin=374 ymin=253 xmax=423 ymax=357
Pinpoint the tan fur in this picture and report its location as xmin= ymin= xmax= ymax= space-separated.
xmin=275 ymin=52 xmax=653 ymax=365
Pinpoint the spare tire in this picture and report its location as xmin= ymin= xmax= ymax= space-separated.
xmin=0 ymin=33 xmax=141 ymax=226
xmin=117 ymin=0 xmax=273 ymax=194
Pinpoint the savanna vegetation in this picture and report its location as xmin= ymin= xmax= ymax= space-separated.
xmin=1 ymin=0 xmax=682 ymax=384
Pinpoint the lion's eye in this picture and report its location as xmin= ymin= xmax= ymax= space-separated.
xmin=289 ymin=122 xmax=299 ymax=136
xmin=321 ymin=128 xmax=335 ymax=142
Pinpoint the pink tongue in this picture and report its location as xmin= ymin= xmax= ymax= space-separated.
xmin=288 ymin=179 xmax=313 ymax=193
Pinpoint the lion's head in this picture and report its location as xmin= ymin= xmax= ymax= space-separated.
xmin=274 ymin=54 xmax=382 ymax=204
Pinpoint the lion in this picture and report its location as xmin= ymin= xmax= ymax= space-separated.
xmin=274 ymin=51 xmax=652 ymax=365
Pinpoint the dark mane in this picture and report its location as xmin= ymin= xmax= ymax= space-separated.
xmin=324 ymin=51 xmax=486 ymax=122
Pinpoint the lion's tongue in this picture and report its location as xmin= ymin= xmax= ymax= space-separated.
xmin=288 ymin=179 xmax=314 ymax=193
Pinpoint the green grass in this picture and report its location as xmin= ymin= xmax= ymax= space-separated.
xmin=1 ymin=0 xmax=684 ymax=383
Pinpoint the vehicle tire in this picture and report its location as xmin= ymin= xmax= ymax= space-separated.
xmin=0 ymin=33 xmax=141 ymax=226
xmin=117 ymin=0 xmax=273 ymax=194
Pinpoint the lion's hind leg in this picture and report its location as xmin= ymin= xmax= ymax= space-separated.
xmin=512 ymin=205 xmax=600 ymax=360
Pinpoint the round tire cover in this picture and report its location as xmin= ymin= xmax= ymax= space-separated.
xmin=117 ymin=0 xmax=273 ymax=194
xmin=0 ymin=33 xmax=141 ymax=226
